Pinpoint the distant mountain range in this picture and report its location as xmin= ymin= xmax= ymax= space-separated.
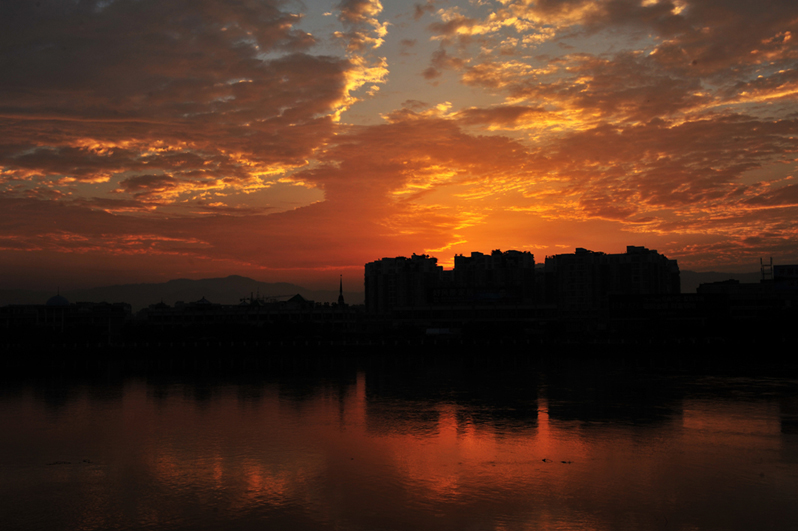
xmin=0 ymin=275 xmax=364 ymax=312
xmin=0 ymin=270 xmax=761 ymax=311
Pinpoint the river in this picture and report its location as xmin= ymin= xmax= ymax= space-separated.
xmin=1 ymin=354 xmax=796 ymax=530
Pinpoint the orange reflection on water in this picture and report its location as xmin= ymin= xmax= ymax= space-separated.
xmin=231 ymin=459 xmax=292 ymax=511
xmin=12 ymin=373 xmax=792 ymax=531
xmin=389 ymin=403 xmax=469 ymax=501
xmin=135 ymin=383 xmax=327 ymax=518
xmin=682 ymin=399 xmax=781 ymax=441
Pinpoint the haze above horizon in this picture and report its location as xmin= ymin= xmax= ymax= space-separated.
xmin=2 ymin=0 xmax=797 ymax=291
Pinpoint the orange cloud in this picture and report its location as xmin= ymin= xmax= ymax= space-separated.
xmin=2 ymin=0 xmax=798 ymax=289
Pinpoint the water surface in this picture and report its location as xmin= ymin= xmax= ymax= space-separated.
xmin=2 ymin=356 xmax=796 ymax=530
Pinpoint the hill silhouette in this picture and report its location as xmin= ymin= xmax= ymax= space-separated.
xmin=0 ymin=275 xmax=364 ymax=311
xmin=0 ymin=270 xmax=762 ymax=309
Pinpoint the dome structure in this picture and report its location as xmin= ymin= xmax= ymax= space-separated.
xmin=46 ymin=294 xmax=69 ymax=306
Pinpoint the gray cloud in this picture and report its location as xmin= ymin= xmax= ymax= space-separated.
xmin=0 ymin=0 xmax=353 ymax=203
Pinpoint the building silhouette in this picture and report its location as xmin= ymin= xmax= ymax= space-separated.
xmin=365 ymin=254 xmax=443 ymax=314
xmin=10 ymin=246 xmax=798 ymax=348
xmin=0 ymin=295 xmax=131 ymax=345
xmin=543 ymin=246 xmax=680 ymax=309
xmin=365 ymin=246 xmax=678 ymax=314
xmin=364 ymin=250 xmax=538 ymax=313
xmin=694 ymin=262 xmax=798 ymax=332
xmin=445 ymin=249 xmax=535 ymax=304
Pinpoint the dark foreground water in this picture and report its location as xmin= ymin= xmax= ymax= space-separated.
xmin=1 ymin=354 xmax=797 ymax=530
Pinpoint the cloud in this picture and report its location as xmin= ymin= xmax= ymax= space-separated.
xmin=2 ymin=0 xmax=798 ymax=285
xmin=460 ymin=60 xmax=541 ymax=90
xmin=0 ymin=0 xmax=360 ymax=210
xmin=335 ymin=0 xmax=389 ymax=52
xmin=422 ymin=67 xmax=442 ymax=80
xmin=3 ymin=103 xmax=798 ymax=280
xmin=414 ymin=2 xmax=436 ymax=21
xmin=115 ymin=174 xmax=193 ymax=203
xmin=425 ymin=0 xmax=798 ymax=123
xmin=0 ymin=108 xmax=539 ymax=281
xmin=539 ymin=114 xmax=798 ymax=226
xmin=503 ymin=52 xmax=711 ymax=123
xmin=338 ymin=0 xmax=384 ymax=25
xmin=422 ymin=47 xmax=465 ymax=79
xmin=454 ymin=105 xmax=548 ymax=128
xmin=439 ymin=0 xmax=798 ymax=74
xmin=743 ymin=183 xmax=798 ymax=207
xmin=401 ymin=100 xmax=431 ymax=111
xmin=428 ymin=12 xmax=480 ymax=37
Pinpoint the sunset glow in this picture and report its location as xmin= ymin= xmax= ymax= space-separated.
xmin=2 ymin=0 xmax=797 ymax=289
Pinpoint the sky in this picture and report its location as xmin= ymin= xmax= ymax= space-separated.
xmin=1 ymin=0 xmax=797 ymax=291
